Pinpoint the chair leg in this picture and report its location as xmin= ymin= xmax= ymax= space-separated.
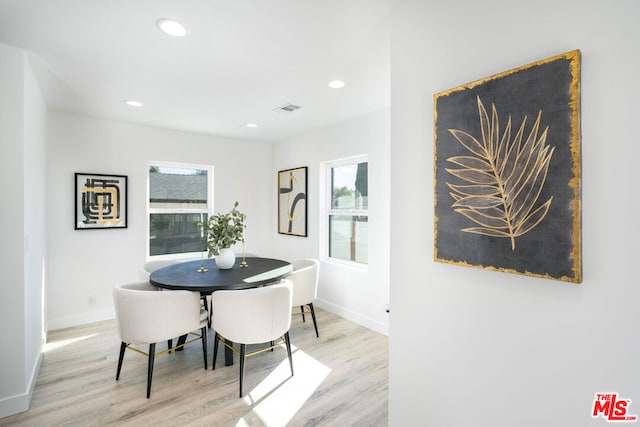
xmin=309 ymin=303 xmax=319 ymax=338
xmin=300 ymin=305 xmax=306 ymax=322
xmin=224 ymin=338 xmax=234 ymax=366
xmin=201 ymin=327 xmax=208 ymax=370
xmin=239 ymin=344 xmax=246 ymax=398
xmin=284 ymin=332 xmax=294 ymax=377
xmin=208 ymin=297 xmax=212 ymax=328
xmin=212 ymin=332 xmax=219 ymax=370
xmin=116 ymin=342 xmax=127 ymax=380
xmin=175 ymin=334 xmax=187 ymax=351
xmin=147 ymin=343 xmax=156 ymax=399
xmin=167 ymin=339 xmax=173 ymax=352
xmin=202 ymin=295 xmax=212 ymax=328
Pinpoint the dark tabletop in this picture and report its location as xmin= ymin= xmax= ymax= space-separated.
xmin=149 ymin=257 xmax=292 ymax=293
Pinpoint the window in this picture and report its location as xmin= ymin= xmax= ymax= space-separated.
xmin=327 ymin=156 xmax=368 ymax=264
xmin=148 ymin=162 xmax=212 ymax=258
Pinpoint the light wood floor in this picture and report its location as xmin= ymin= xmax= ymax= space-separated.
xmin=1 ymin=308 xmax=388 ymax=427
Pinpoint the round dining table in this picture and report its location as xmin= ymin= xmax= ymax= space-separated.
xmin=149 ymin=256 xmax=293 ymax=366
xmin=149 ymin=256 xmax=292 ymax=293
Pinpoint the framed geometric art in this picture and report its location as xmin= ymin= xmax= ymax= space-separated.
xmin=434 ymin=50 xmax=581 ymax=283
xmin=75 ymin=172 xmax=128 ymax=230
xmin=278 ymin=166 xmax=307 ymax=236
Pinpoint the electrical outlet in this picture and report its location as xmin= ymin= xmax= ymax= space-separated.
xmin=88 ymin=295 xmax=96 ymax=306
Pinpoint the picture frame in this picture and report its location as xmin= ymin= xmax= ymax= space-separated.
xmin=433 ymin=50 xmax=581 ymax=283
xmin=75 ymin=172 xmax=128 ymax=230
xmin=278 ymin=166 xmax=307 ymax=236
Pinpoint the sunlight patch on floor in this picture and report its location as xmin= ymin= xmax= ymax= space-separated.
xmin=44 ymin=333 xmax=99 ymax=352
xmin=236 ymin=349 xmax=331 ymax=426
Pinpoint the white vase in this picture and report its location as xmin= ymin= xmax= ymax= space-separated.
xmin=215 ymin=248 xmax=236 ymax=269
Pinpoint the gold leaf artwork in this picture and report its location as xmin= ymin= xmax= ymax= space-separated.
xmin=446 ymin=97 xmax=555 ymax=250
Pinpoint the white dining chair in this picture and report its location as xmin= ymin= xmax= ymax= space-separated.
xmin=113 ymin=281 xmax=208 ymax=398
xmin=143 ymin=257 xmax=211 ymax=326
xmin=211 ymin=280 xmax=294 ymax=397
xmin=289 ymin=258 xmax=320 ymax=337
xmin=142 ymin=259 xmax=179 ymax=276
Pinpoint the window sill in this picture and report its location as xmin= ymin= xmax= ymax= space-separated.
xmin=322 ymin=257 xmax=368 ymax=272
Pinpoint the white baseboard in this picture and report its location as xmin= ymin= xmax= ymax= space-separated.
xmin=315 ymin=299 xmax=389 ymax=336
xmin=48 ymin=308 xmax=115 ymax=331
xmin=0 ymin=349 xmax=42 ymax=419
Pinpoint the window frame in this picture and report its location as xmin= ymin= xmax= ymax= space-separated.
xmin=147 ymin=160 xmax=214 ymax=261
xmin=323 ymin=155 xmax=369 ymax=268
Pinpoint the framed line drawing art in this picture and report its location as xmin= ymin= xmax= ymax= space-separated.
xmin=75 ymin=172 xmax=128 ymax=230
xmin=434 ymin=50 xmax=581 ymax=283
xmin=278 ymin=166 xmax=307 ymax=236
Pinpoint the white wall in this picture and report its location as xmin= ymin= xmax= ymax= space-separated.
xmin=272 ymin=108 xmax=390 ymax=335
xmin=0 ymin=44 xmax=47 ymax=418
xmin=46 ymin=108 xmax=391 ymax=334
xmin=46 ymin=113 xmax=273 ymax=329
xmin=389 ymin=1 xmax=640 ymax=426
xmin=23 ymin=50 xmax=47 ymax=397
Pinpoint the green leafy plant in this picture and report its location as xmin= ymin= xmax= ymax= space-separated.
xmin=196 ymin=201 xmax=246 ymax=257
xmin=446 ymin=96 xmax=555 ymax=250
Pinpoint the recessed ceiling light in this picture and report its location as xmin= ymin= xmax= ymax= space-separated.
xmin=328 ymin=80 xmax=345 ymax=89
xmin=156 ymin=18 xmax=187 ymax=37
xmin=246 ymin=123 xmax=258 ymax=128
xmin=125 ymin=100 xmax=143 ymax=107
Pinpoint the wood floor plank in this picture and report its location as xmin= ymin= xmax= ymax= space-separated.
xmin=0 ymin=308 xmax=388 ymax=427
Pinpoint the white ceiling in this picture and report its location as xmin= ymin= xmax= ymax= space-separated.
xmin=0 ymin=0 xmax=391 ymax=142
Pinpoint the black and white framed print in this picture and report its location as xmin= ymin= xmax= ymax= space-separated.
xmin=75 ymin=172 xmax=128 ymax=230
xmin=278 ymin=166 xmax=307 ymax=236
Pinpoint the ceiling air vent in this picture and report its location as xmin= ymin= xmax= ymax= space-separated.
xmin=273 ymin=102 xmax=301 ymax=113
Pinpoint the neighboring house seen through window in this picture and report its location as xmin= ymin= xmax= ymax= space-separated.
xmin=148 ymin=162 xmax=212 ymax=258
xmin=327 ymin=156 xmax=368 ymax=264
